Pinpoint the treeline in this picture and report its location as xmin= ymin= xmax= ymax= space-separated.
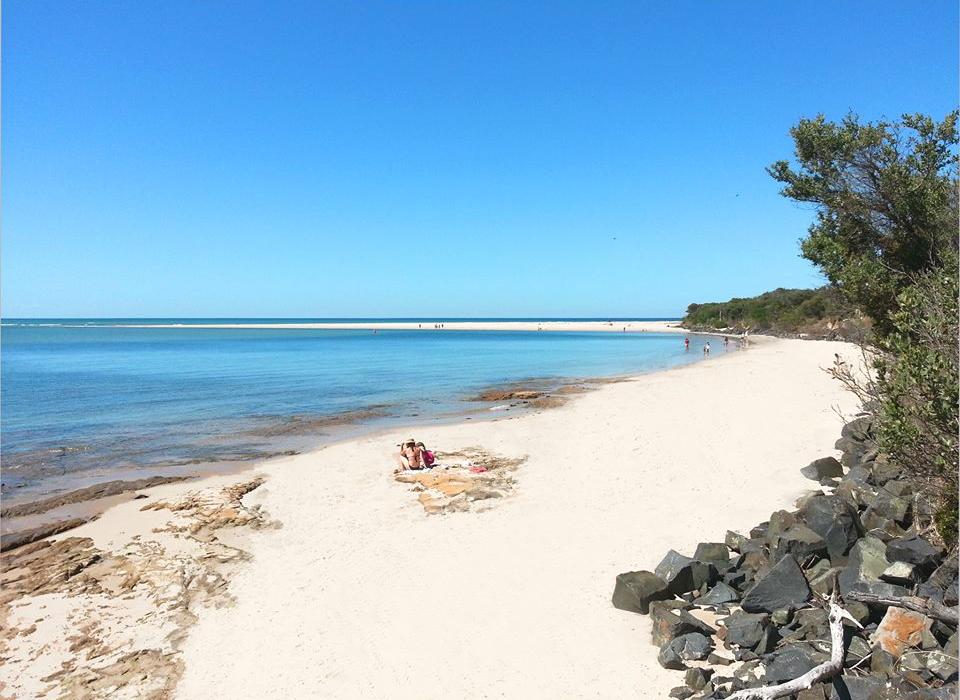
xmin=682 ymin=286 xmax=857 ymax=338
xmin=767 ymin=111 xmax=958 ymax=545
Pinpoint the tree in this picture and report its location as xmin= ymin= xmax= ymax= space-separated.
xmin=768 ymin=112 xmax=958 ymax=335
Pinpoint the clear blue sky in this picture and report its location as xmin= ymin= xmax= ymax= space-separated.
xmin=3 ymin=1 xmax=957 ymax=318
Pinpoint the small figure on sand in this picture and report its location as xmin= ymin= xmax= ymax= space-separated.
xmin=703 ymin=341 xmax=711 ymax=356
xmin=723 ymin=336 xmax=729 ymax=348
xmin=394 ymin=438 xmax=436 ymax=473
xmin=684 ymin=337 xmax=690 ymax=351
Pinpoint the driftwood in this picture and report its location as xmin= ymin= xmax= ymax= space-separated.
xmin=846 ymin=591 xmax=959 ymax=625
xmin=727 ymin=591 xmax=860 ymax=700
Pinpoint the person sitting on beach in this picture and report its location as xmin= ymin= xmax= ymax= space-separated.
xmin=417 ymin=441 xmax=436 ymax=468
xmin=394 ymin=439 xmax=422 ymax=473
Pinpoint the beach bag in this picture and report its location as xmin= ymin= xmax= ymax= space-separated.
xmin=422 ymin=450 xmax=436 ymax=466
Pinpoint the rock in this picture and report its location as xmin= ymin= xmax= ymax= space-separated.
xmin=693 ymin=542 xmax=730 ymax=563
xmin=835 ymin=477 xmax=877 ymax=508
xmin=770 ymin=608 xmax=792 ymax=626
xmin=655 ymin=550 xmax=718 ymax=595
xmin=771 ymin=523 xmax=828 ymax=561
xmin=696 ymin=581 xmax=739 ymax=607
xmin=668 ymin=687 xmax=694 ymax=699
xmin=723 ymin=611 xmax=776 ymax=651
xmin=763 ymin=645 xmax=824 ymax=684
xmin=838 ymin=536 xmax=897 ymax=594
xmin=841 ymin=416 xmax=872 ymax=441
xmin=707 ymin=652 xmax=733 ymax=666
xmin=611 ymin=571 xmax=671 ymax=614
xmin=802 ymin=456 xmax=844 ymax=482
xmin=845 ymin=635 xmax=872 ymax=666
xmin=809 ymin=566 xmax=844 ymax=596
xmin=732 ymin=659 xmax=765 ymax=686
xmin=871 ymin=647 xmax=897 ymax=677
xmin=658 ymin=632 xmax=713 ymax=669
xmin=798 ymin=685 xmax=830 ymax=700
xmin=684 ymin=667 xmax=713 ymax=691
xmin=741 ymin=555 xmax=811 ymax=613
xmin=886 ymin=536 xmax=944 ymax=572
xmin=799 ymin=495 xmax=863 ymax=561
xmin=927 ymin=640 xmax=959 ymax=681
xmin=863 ymin=494 xmax=911 ymax=526
xmin=871 ymin=607 xmax=933 ymax=659
xmin=918 ymin=554 xmax=958 ymax=605
xmin=650 ymin=601 xmax=715 ymax=646
xmin=725 ymin=531 xmax=748 ymax=553
xmin=829 ymin=675 xmax=885 ymax=700
xmin=880 ymin=560 xmax=918 ymax=586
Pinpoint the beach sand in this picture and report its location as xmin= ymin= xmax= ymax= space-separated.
xmin=0 ymin=334 xmax=862 ymax=699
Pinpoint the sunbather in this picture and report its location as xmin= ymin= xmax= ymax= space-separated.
xmin=394 ymin=438 xmax=422 ymax=473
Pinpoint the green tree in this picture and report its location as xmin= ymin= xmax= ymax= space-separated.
xmin=768 ymin=112 xmax=958 ymax=335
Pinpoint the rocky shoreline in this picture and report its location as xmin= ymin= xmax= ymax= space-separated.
xmin=613 ymin=415 xmax=958 ymax=698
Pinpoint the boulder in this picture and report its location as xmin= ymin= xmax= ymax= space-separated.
xmin=918 ymin=554 xmax=958 ymax=605
xmin=838 ymin=536 xmax=901 ymax=595
xmin=801 ymin=456 xmax=844 ymax=482
xmin=658 ymin=632 xmax=713 ymax=669
xmin=649 ymin=600 xmax=715 ymax=646
xmin=725 ymin=530 xmax=748 ymax=553
xmin=771 ymin=523 xmax=828 ymax=561
xmin=863 ymin=495 xmax=911 ymax=526
xmin=655 ymin=550 xmax=718 ymax=595
xmin=763 ymin=645 xmax=825 ymax=684
xmin=886 ymin=536 xmax=944 ymax=572
xmin=741 ymin=555 xmax=811 ymax=613
xmin=611 ymin=570 xmax=671 ymax=614
xmin=829 ymin=675 xmax=885 ymax=700
xmin=841 ymin=416 xmax=872 ymax=441
xmin=880 ymin=560 xmax=918 ymax=586
xmin=799 ymin=494 xmax=863 ymax=561
xmin=871 ymin=607 xmax=933 ymax=659
xmin=683 ymin=667 xmax=713 ymax=691
xmin=871 ymin=647 xmax=897 ymax=677
xmin=693 ymin=542 xmax=730 ymax=563
xmin=723 ymin=610 xmax=775 ymax=650
xmin=668 ymin=687 xmax=694 ymax=699
xmin=696 ymin=581 xmax=739 ymax=607
xmin=926 ymin=631 xmax=958 ymax=681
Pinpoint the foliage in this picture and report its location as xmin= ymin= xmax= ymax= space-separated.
xmin=772 ymin=111 xmax=959 ymax=547
xmin=682 ymin=286 xmax=854 ymax=336
xmin=768 ymin=111 xmax=958 ymax=335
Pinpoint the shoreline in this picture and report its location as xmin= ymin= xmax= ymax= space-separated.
xmin=0 ymin=335 xmax=860 ymax=698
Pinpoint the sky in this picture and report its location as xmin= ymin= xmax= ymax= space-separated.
xmin=2 ymin=1 xmax=957 ymax=318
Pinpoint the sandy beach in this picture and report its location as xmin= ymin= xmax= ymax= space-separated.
xmin=0 ymin=335 xmax=862 ymax=699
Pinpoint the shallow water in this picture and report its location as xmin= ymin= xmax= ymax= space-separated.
xmin=1 ymin=320 xmax=727 ymax=501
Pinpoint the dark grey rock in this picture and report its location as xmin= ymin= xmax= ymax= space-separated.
xmin=802 ymin=456 xmax=844 ymax=482
xmin=655 ymin=550 xmax=718 ymax=595
xmin=668 ymin=687 xmax=694 ymax=699
xmin=723 ymin=610 xmax=775 ymax=650
xmin=658 ymin=632 xmax=712 ymax=669
xmin=799 ymin=494 xmax=863 ymax=561
xmin=762 ymin=645 xmax=824 ymax=684
xmin=707 ymin=652 xmax=732 ymax=666
xmin=918 ymin=554 xmax=958 ymax=604
xmin=697 ymin=581 xmax=739 ymax=607
xmin=649 ymin=600 xmax=715 ymax=646
xmin=771 ymin=523 xmax=828 ymax=561
xmin=841 ymin=416 xmax=872 ymax=441
xmin=797 ymin=685 xmax=830 ymax=700
xmin=693 ymin=542 xmax=730 ymax=563
xmin=886 ymin=536 xmax=944 ymax=571
xmin=732 ymin=659 xmax=765 ymax=687
xmin=611 ymin=570 xmax=671 ymax=614
xmin=684 ymin=667 xmax=713 ymax=691
xmin=829 ymin=675 xmax=885 ymax=700
xmin=741 ymin=555 xmax=811 ymax=613
xmin=863 ymin=494 xmax=911 ymax=526
xmin=926 ymin=631 xmax=958 ymax=681
xmin=871 ymin=647 xmax=896 ymax=677
xmin=838 ymin=536 xmax=889 ymax=594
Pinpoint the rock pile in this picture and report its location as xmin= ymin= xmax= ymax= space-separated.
xmin=612 ymin=415 xmax=958 ymax=698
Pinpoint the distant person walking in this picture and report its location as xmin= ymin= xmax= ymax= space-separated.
xmin=703 ymin=341 xmax=711 ymax=356
xmin=684 ymin=337 xmax=690 ymax=351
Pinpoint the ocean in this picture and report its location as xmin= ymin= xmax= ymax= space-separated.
xmin=1 ymin=319 xmax=726 ymax=502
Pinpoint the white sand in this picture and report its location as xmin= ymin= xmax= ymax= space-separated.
xmin=157 ymin=336 xmax=860 ymax=699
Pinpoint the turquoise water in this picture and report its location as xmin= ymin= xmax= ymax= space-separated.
xmin=1 ymin=320 xmax=724 ymax=501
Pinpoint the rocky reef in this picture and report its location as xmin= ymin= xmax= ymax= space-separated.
xmin=613 ymin=415 xmax=958 ymax=698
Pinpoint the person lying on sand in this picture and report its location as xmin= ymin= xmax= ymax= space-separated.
xmin=394 ymin=439 xmax=422 ymax=473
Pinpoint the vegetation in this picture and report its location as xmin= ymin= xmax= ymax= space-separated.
xmin=772 ymin=111 xmax=959 ymax=547
xmin=683 ymin=287 xmax=854 ymax=337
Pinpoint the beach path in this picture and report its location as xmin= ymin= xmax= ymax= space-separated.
xmin=170 ymin=337 xmax=860 ymax=699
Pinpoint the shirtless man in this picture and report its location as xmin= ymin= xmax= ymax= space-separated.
xmin=394 ymin=439 xmax=422 ymax=473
